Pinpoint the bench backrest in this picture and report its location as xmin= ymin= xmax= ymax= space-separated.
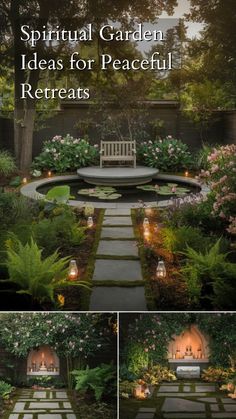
xmin=101 ymin=140 xmax=136 ymax=156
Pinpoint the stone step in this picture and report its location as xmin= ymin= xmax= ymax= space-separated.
xmin=92 ymin=259 xmax=143 ymax=281
xmin=97 ymin=240 xmax=139 ymax=257
xmin=89 ymin=286 xmax=147 ymax=310
xmin=105 ymin=209 xmax=131 ymax=216
xmin=103 ymin=216 xmax=132 ymax=226
xmin=101 ymin=226 xmax=135 ymax=239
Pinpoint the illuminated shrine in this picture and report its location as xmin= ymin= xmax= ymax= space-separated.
xmin=27 ymin=345 xmax=60 ymax=376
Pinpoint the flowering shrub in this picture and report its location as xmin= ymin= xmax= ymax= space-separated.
xmin=137 ymin=136 xmax=192 ymax=172
xmin=198 ymin=144 xmax=236 ymax=234
xmin=33 ymin=134 xmax=99 ymax=173
xmin=202 ymin=367 xmax=235 ymax=384
xmin=142 ymin=365 xmax=176 ymax=385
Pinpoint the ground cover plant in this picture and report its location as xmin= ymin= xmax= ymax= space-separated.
xmin=0 ymin=188 xmax=101 ymax=311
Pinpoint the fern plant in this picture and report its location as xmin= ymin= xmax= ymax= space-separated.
xmin=182 ymin=239 xmax=236 ymax=309
xmin=5 ymin=238 xmax=71 ymax=303
xmin=71 ymin=364 xmax=116 ymax=401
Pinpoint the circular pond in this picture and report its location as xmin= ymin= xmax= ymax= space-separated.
xmin=21 ymin=174 xmax=205 ymax=208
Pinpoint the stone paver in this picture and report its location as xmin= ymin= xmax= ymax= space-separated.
xmin=101 ymin=226 xmax=135 ymax=239
xmin=224 ymin=405 xmax=236 ymax=411
xmin=9 ymin=389 xmax=77 ymax=418
xmin=195 ymin=385 xmax=216 ymax=392
xmin=163 ymin=414 xmax=206 ymax=418
xmin=103 ymin=216 xmax=132 ymax=226
xmin=183 ymin=386 xmax=191 ymax=392
xmin=197 ymin=398 xmax=218 ymax=403
xmin=212 ymin=414 xmax=236 ymax=418
xmin=135 ymin=414 xmax=155 ymax=419
xmin=97 ymin=240 xmax=138 ymax=257
xmin=157 ymin=393 xmax=208 ymax=397
xmin=159 ymin=385 xmax=179 ymax=392
xmin=93 ymin=259 xmax=143 ymax=281
xmin=162 ymin=398 xmax=205 ymax=412
xmin=105 ymin=208 xmax=131 ymax=216
xmin=89 ymin=286 xmax=147 ymax=310
xmin=210 ymin=404 xmax=220 ymax=411
xmin=139 ymin=408 xmax=156 ymax=412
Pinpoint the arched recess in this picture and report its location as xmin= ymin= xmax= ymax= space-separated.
xmin=27 ymin=344 xmax=60 ymax=375
xmin=167 ymin=325 xmax=210 ymax=361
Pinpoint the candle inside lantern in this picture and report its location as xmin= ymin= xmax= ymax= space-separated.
xmin=184 ymin=170 xmax=189 ymax=177
xmin=143 ymin=217 xmax=150 ymax=228
xmin=143 ymin=228 xmax=150 ymax=241
xmin=22 ymin=177 xmax=27 ymax=184
xmin=87 ymin=216 xmax=94 ymax=228
xmin=156 ymin=260 xmax=167 ymax=279
xmin=68 ymin=259 xmax=79 ymax=280
xmin=47 ymin=170 xmax=52 ymax=177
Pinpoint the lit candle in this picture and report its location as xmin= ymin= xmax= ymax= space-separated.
xmin=68 ymin=259 xmax=79 ymax=280
xmin=22 ymin=177 xmax=27 ymax=184
xmin=87 ymin=216 xmax=94 ymax=228
xmin=184 ymin=171 xmax=189 ymax=177
xmin=143 ymin=217 xmax=150 ymax=228
xmin=47 ymin=170 xmax=52 ymax=177
xmin=143 ymin=229 xmax=150 ymax=241
xmin=156 ymin=260 xmax=167 ymax=279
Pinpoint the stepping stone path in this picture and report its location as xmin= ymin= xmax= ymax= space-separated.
xmin=89 ymin=209 xmax=147 ymax=310
xmin=8 ymin=389 xmax=77 ymax=419
xmin=134 ymin=381 xmax=236 ymax=419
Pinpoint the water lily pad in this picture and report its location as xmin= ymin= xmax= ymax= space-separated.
xmin=136 ymin=183 xmax=190 ymax=196
xmin=78 ymin=186 xmax=122 ymax=200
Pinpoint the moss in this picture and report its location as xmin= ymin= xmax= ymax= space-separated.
xmin=78 ymin=209 xmax=105 ymax=310
xmin=131 ymin=209 xmax=156 ymax=311
xmin=92 ymin=280 xmax=145 ymax=287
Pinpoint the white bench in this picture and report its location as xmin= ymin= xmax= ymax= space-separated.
xmin=100 ymin=140 xmax=136 ymax=168
xmin=176 ymin=366 xmax=200 ymax=379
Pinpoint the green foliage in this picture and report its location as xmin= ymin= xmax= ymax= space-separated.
xmin=5 ymin=238 xmax=71 ymax=303
xmin=0 ymin=192 xmax=37 ymax=230
xmin=137 ymin=183 xmax=190 ymax=196
xmin=33 ymin=135 xmax=99 ymax=173
xmin=9 ymin=176 xmax=22 ymax=187
xmin=125 ymin=343 xmax=149 ymax=376
xmin=161 ymin=226 xmax=213 ymax=254
xmin=202 ymin=367 xmax=236 ymax=384
xmin=0 ymin=150 xmax=16 ymax=177
xmin=32 ymin=211 xmax=85 ymax=256
xmin=137 ymin=136 xmax=193 ymax=171
xmin=78 ymin=186 xmax=122 ymax=200
xmin=0 ymin=380 xmax=14 ymax=400
xmin=119 ymin=380 xmax=136 ymax=397
xmin=45 ymin=185 xmax=71 ymax=204
xmin=0 ymin=313 xmax=112 ymax=359
xmin=182 ymin=240 xmax=236 ymax=309
xmin=71 ymin=364 xmax=116 ymax=401
xmin=195 ymin=143 xmax=214 ymax=171
xmin=142 ymin=365 xmax=176 ymax=385
xmin=27 ymin=375 xmax=65 ymax=388
xmin=119 ymin=364 xmax=138 ymax=382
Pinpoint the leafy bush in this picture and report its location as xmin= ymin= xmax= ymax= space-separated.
xmin=5 ymin=237 xmax=71 ymax=303
xmin=32 ymin=211 xmax=85 ymax=256
xmin=0 ymin=192 xmax=38 ymax=230
xmin=33 ymin=134 xmax=99 ymax=173
xmin=142 ymin=365 xmax=177 ymax=385
xmin=161 ymin=226 xmax=213 ymax=254
xmin=119 ymin=380 xmax=136 ymax=397
xmin=198 ymin=144 xmax=236 ymax=235
xmin=71 ymin=364 xmax=116 ymax=401
xmin=0 ymin=380 xmax=14 ymax=399
xmin=27 ymin=376 xmax=65 ymax=388
xmin=182 ymin=239 xmax=236 ymax=309
xmin=202 ymin=367 xmax=236 ymax=384
xmin=125 ymin=343 xmax=149 ymax=376
xmin=164 ymin=193 xmax=228 ymax=235
xmin=0 ymin=150 xmax=16 ymax=177
xmin=137 ymin=136 xmax=192 ymax=172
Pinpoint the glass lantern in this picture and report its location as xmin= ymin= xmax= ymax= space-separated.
xmin=143 ymin=217 xmax=150 ymax=228
xmin=156 ymin=260 xmax=167 ymax=278
xmin=87 ymin=216 xmax=94 ymax=228
xmin=68 ymin=259 xmax=79 ymax=280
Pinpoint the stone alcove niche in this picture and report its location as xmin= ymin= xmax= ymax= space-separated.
xmin=168 ymin=325 xmax=210 ymax=363
xmin=27 ymin=345 xmax=60 ymax=376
